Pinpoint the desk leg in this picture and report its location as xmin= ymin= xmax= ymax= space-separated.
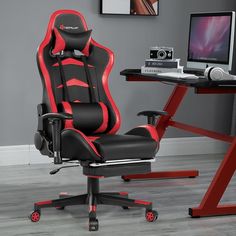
xmin=123 ymin=85 xmax=199 ymax=181
xmin=189 ymin=138 xmax=236 ymax=217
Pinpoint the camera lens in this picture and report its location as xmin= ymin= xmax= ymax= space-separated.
xmin=157 ymin=50 xmax=167 ymax=60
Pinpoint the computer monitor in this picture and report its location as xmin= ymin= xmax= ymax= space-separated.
xmin=187 ymin=12 xmax=235 ymax=72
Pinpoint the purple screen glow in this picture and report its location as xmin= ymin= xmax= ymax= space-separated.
xmin=188 ymin=15 xmax=231 ymax=63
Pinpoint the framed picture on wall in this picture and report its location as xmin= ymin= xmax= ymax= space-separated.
xmin=100 ymin=0 xmax=159 ymax=16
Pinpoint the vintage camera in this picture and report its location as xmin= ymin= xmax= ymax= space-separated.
xmin=150 ymin=47 xmax=174 ymax=60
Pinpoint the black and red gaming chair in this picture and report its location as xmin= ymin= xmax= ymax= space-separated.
xmin=31 ymin=10 xmax=160 ymax=231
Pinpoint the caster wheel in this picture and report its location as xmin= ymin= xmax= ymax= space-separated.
xmin=55 ymin=206 xmax=65 ymax=210
xmin=30 ymin=210 xmax=41 ymax=222
xmin=122 ymin=206 xmax=130 ymax=210
xmin=121 ymin=176 xmax=130 ymax=182
xmin=89 ymin=219 xmax=99 ymax=231
xmin=146 ymin=210 xmax=158 ymax=222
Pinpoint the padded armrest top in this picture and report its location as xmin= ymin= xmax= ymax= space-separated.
xmin=138 ymin=110 xmax=168 ymax=117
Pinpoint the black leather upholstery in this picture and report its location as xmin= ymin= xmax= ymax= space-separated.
xmin=60 ymin=102 xmax=108 ymax=134
xmin=93 ymin=134 xmax=157 ymax=161
xmin=61 ymin=128 xmax=102 ymax=162
xmin=61 ymin=129 xmax=158 ymax=161
xmin=52 ymin=28 xmax=92 ymax=55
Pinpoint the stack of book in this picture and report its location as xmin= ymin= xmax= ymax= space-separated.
xmin=141 ymin=58 xmax=183 ymax=74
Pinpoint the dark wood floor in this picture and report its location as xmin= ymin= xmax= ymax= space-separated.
xmin=0 ymin=154 xmax=236 ymax=235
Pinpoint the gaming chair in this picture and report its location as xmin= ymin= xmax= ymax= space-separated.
xmin=31 ymin=10 xmax=160 ymax=231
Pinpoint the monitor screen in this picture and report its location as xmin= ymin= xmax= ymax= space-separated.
xmin=187 ymin=12 xmax=235 ymax=71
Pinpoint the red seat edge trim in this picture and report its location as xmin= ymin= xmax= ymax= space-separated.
xmin=65 ymin=128 xmax=101 ymax=157
xmin=138 ymin=125 xmax=159 ymax=142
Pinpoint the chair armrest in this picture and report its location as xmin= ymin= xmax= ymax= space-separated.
xmin=39 ymin=113 xmax=73 ymax=164
xmin=41 ymin=112 xmax=73 ymax=121
xmin=137 ymin=110 xmax=168 ymax=125
xmin=38 ymin=113 xmax=72 ymax=131
xmin=137 ymin=110 xmax=168 ymax=117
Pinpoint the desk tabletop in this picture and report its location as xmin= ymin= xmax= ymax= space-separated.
xmin=120 ymin=69 xmax=236 ymax=89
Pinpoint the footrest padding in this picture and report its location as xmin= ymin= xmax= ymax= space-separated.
xmin=83 ymin=162 xmax=151 ymax=177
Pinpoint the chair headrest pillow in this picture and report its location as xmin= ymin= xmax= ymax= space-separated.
xmin=52 ymin=27 xmax=92 ymax=56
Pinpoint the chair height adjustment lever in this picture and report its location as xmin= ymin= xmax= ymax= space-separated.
xmin=137 ymin=110 xmax=168 ymax=125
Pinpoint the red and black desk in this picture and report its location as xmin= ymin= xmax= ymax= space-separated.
xmin=121 ymin=69 xmax=236 ymax=218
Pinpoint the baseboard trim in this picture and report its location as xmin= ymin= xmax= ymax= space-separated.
xmin=158 ymin=137 xmax=228 ymax=157
xmin=0 ymin=137 xmax=228 ymax=166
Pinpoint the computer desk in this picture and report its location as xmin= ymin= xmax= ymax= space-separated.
xmin=120 ymin=69 xmax=236 ymax=218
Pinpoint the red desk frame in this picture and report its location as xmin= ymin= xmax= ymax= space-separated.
xmin=122 ymin=72 xmax=236 ymax=218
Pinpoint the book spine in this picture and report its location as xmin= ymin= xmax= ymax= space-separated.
xmin=145 ymin=60 xmax=179 ymax=68
xmin=141 ymin=66 xmax=183 ymax=74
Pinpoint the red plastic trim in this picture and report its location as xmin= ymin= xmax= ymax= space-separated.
xmin=146 ymin=211 xmax=155 ymax=222
xmin=119 ymin=192 xmax=128 ymax=196
xmin=52 ymin=58 xmax=94 ymax=68
xmin=35 ymin=200 xmax=52 ymax=206
xmin=66 ymin=128 xmax=101 ymax=157
xmin=52 ymin=28 xmax=66 ymax=54
xmin=31 ymin=211 xmax=41 ymax=222
xmin=57 ymin=78 xmax=89 ymax=88
xmin=87 ymin=175 xmax=104 ymax=179
xmin=134 ymin=200 xmax=152 ymax=206
xmin=94 ymin=102 xmax=109 ymax=133
xmin=61 ymin=101 xmax=73 ymax=128
xmin=91 ymin=39 xmax=121 ymax=134
xmin=88 ymin=136 xmax=100 ymax=141
xmin=89 ymin=205 xmax=97 ymax=212
xmin=139 ymin=125 xmax=159 ymax=141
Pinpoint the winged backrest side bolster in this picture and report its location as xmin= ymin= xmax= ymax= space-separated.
xmin=90 ymin=39 xmax=121 ymax=134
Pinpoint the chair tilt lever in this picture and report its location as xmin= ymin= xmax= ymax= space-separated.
xmin=137 ymin=110 xmax=168 ymax=125
xmin=50 ymin=165 xmax=80 ymax=175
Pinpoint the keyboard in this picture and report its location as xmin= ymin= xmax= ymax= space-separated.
xmin=183 ymin=69 xmax=205 ymax=76
xmin=157 ymin=72 xmax=199 ymax=79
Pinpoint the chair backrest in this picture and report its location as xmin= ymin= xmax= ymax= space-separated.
xmin=37 ymin=10 xmax=121 ymax=135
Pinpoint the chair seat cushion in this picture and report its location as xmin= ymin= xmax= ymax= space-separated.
xmin=93 ymin=134 xmax=158 ymax=161
xmin=61 ymin=126 xmax=158 ymax=162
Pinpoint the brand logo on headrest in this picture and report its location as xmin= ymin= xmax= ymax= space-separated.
xmin=60 ymin=24 xmax=79 ymax=30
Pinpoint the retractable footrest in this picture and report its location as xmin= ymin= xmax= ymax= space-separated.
xmin=83 ymin=162 xmax=151 ymax=178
